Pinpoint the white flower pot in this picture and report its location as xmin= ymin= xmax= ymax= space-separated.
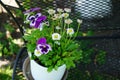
xmin=30 ymin=60 xmax=66 ymax=80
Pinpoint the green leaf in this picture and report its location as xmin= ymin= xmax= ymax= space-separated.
xmin=62 ymin=52 xmax=68 ymax=56
xmin=65 ymin=59 xmax=75 ymax=69
xmin=86 ymin=31 xmax=94 ymax=36
xmin=3 ymin=47 xmax=8 ymax=54
xmin=27 ymin=43 xmax=36 ymax=52
xmin=54 ymin=65 xmax=58 ymax=70
xmin=66 ymin=43 xmax=78 ymax=50
xmin=57 ymin=59 xmax=64 ymax=66
xmin=45 ymin=60 xmax=52 ymax=66
xmin=47 ymin=66 xmax=53 ymax=72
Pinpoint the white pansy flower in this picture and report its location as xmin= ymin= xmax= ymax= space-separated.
xmin=61 ymin=13 xmax=69 ymax=18
xmin=57 ymin=8 xmax=63 ymax=12
xmin=52 ymin=33 xmax=61 ymax=40
xmin=77 ymin=19 xmax=82 ymax=24
xmin=65 ymin=19 xmax=73 ymax=24
xmin=48 ymin=9 xmax=55 ymax=15
xmin=64 ymin=8 xmax=71 ymax=12
xmin=34 ymin=49 xmax=42 ymax=57
xmin=67 ymin=28 xmax=74 ymax=35
xmin=56 ymin=26 xmax=61 ymax=30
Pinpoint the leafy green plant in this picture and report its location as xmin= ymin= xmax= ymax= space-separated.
xmin=23 ymin=8 xmax=85 ymax=72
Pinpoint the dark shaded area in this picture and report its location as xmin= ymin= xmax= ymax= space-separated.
xmin=0 ymin=73 xmax=11 ymax=80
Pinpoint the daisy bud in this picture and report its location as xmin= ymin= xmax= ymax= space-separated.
xmin=77 ymin=19 xmax=82 ymax=24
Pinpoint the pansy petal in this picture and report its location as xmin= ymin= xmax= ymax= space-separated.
xmin=34 ymin=20 xmax=41 ymax=28
xmin=38 ymin=23 xmax=44 ymax=31
xmin=37 ymin=16 xmax=47 ymax=22
xmin=34 ymin=16 xmax=47 ymax=28
xmin=28 ymin=15 xmax=35 ymax=20
xmin=23 ymin=7 xmax=40 ymax=14
xmin=37 ymin=38 xmax=46 ymax=44
xmin=30 ymin=7 xmax=40 ymax=12
xmin=30 ymin=20 xmax=36 ymax=27
xmin=35 ymin=13 xmax=42 ymax=18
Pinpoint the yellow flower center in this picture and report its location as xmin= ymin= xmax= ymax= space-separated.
xmin=68 ymin=29 xmax=73 ymax=33
xmin=36 ymin=51 xmax=40 ymax=54
xmin=54 ymin=35 xmax=58 ymax=38
xmin=43 ymin=45 xmax=46 ymax=48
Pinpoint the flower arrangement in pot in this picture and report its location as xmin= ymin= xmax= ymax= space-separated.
xmin=23 ymin=7 xmax=83 ymax=80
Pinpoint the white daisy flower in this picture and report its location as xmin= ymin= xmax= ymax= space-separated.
xmin=65 ymin=19 xmax=73 ymax=24
xmin=77 ymin=19 xmax=82 ymax=24
xmin=34 ymin=49 xmax=42 ymax=57
xmin=61 ymin=13 xmax=69 ymax=18
xmin=64 ymin=8 xmax=71 ymax=12
xmin=57 ymin=8 xmax=63 ymax=13
xmin=48 ymin=9 xmax=55 ymax=15
xmin=52 ymin=33 xmax=61 ymax=40
xmin=67 ymin=28 xmax=74 ymax=35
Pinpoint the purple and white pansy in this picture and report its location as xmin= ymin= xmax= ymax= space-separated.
xmin=28 ymin=13 xmax=47 ymax=28
xmin=23 ymin=8 xmax=47 ymax=29
xmin=35 ymin=38 xmax=52 ymax=56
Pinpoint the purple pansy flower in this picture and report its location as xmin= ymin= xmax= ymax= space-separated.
xmin=36 ymin=38 xmax=52 ymax=54
xmin=28 ymin=13 xmax=47 ymax=28
xmin=23 ymin=7 xmax=40 ymax=14
xmin=37 ymin=44 xmax=52 ymax=54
